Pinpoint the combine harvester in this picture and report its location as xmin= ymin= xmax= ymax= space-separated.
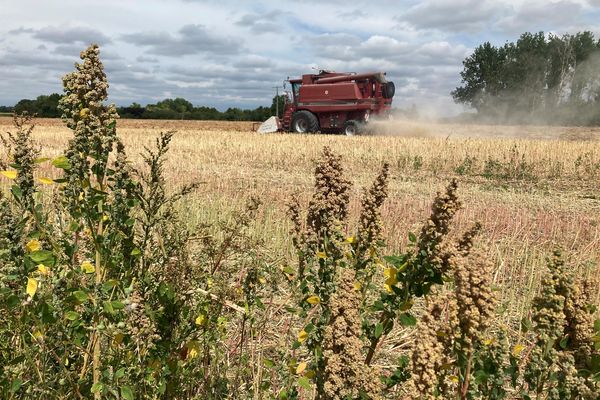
xmin=258 ymin=70 xmax=395 ymax=136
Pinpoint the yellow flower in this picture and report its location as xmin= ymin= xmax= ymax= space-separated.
xmin=0 ymin=170 xmax=17 ymax=179
xmin=81 ymin=260 xmax=95 ymax=274
xmin=296 ymin=362 xmax=307 ymax=374
xmin=512 ymin=344 xmax=525 ymax=357
xmin=187 ymin=340 xmax=200 ymax=359
xmin=37 ymin=264 xmax=49 ymax=275
xmin=27 ymin=278 xmax=38 ymax=298
xmin=306 ymin=295 xmax=320 ymax=305
xmin=26 ymin=239 xmax=41 ymax=252
xmin=345 ymin=236 xmax=355 ymax=244
xmin=79 ymin=108 xmax=90 ymax=118
xmin=195 ymin=314 xmax=206 ymax=326
xmin=114 ymin=333 xmax=124 ymax=345
xmin=298 ymin=330 xmax=308 ymax=343
xmin=353 ymin=281 xmax=362 ymax=291
xmin=37 ymin=177 xmax=54 ymax=185
xmin=32 ymin=330 xmax=44 ymax=342
xmin=316 ymin=251 xmax=326 ymax=260
xmin=384 ymin=267 xmax=398 ymax=293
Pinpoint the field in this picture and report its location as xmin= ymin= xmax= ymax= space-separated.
xmin=1 ymin=114 xmax=599 ymax=397
xmin=3 ymin=116 xmax=599 ymax=324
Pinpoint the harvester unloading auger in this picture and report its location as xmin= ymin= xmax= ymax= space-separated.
xmin=258 ymin=70 xmax=395 ymax=136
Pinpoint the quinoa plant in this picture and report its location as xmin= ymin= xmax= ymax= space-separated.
xmin=520 ymin=251 xmax=599 ymax=399
xmin=286 ymin=147 xmax=354 ymax=397
xmin=407 ymin=245 xmax=513 ymax=399
xmin=0 ymin=44 xmax=268 ymax=400
xmin=286 ymin=148 xmax=489 ymax=398
xmin=363 ymin=179 xmax=464 ymax=368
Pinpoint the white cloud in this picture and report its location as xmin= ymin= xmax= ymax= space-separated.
xmin=399 ymin=0 xmax=507 ymax=33
xmin=495 ymin=1 xmax=584 ymax=34
xmin=0 ymin=0 xmax=599 ymax=114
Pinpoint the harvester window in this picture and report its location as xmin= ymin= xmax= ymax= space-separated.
xmin=292 ymin=82 xmax=302 ymax=102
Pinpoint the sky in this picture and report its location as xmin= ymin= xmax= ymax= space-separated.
xmin=1 ymin=0 xmax=600 ymax=115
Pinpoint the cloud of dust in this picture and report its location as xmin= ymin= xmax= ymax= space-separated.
xmin=367 ymin=102 xmax=456 ymax=138
xmin=366 ymin=51 xmax=600 ymax=138
xmin=367 ymin=117 xmax=436 ymax=138
xmin=463 ymin=51 xmax=600 ymax=127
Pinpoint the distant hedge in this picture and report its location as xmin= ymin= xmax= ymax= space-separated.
xmin=3 ymin=94 xmax=286 ymax=121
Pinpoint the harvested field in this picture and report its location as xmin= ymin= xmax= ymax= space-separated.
xmin=2 ymin=114 xmax=599 ymax=398
xmin=2 ymin=116 xmax=599 ymax=328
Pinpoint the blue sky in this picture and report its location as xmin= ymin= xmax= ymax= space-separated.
xmin=1 ymin=0 xmax=599 ymax=116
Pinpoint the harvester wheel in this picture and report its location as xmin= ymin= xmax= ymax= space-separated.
xmin=291 ymin=111 xmax=319 ymax=133
xmin=382 ymin=81 xmax=395 ymax=99
xmin=343 ymin=120 xmax=361 ymax=136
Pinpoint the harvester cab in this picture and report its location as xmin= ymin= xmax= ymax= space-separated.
xmin=257 ymin=71 xmax=394 ymax=135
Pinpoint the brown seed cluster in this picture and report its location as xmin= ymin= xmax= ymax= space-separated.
xmin=531 ymin=251 xmax=571 ymax=340
xmin=410 ymin=293 xmax=459 ymax=398
xmin=525 ymin=250 xmax=599 ymax=398
xmin=409 ymin=244 xmax=498 ymax=397
xmin=322 ymin=269 xmax=382 ymax=400
xmin=453 ymin=250 xmax=496 ymax=347
xmin=305 ymin=146 xmax=351 ymax=250
xmin=4 ymin=114 xmax=39 ymax=210
xmin=0 ymin=193 xmax=20 ymax=283
xmin=418 ymin=179 xmax=462 ymax=272
xmin=287 ymin=194 xmax=306 ymax=273
xmin=456 ymin=222 xmax=482 ymax=256
xmin=288 ymin=146 xmax=352 ymax=276
xmin=58 ymin=44 xmax=119 ymax=204
xmin=564 ymin=275 xmax=598 ymax=367
xmin=356 ymin=163 xmax=389 ymax=259
xmin=126 ymin=287 xmax=160 ymax=356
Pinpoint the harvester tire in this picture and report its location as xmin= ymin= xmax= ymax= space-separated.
xmin=291 ymin=111 xmax=319 ymax=133
xmin=382 ymin=81 xmax=395 ymax=99
xmin=343 ymin=120 xmax=361 ymax=136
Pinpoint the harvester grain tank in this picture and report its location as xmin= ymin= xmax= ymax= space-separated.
xmin=259 ymin=70 xmax=395 ymax=135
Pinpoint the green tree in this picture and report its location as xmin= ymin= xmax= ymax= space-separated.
xmin=504 ymin=32 xmax=548 ymax=115
xmin=451 ymin=42 xmax=507 ymax=113
xmin=270 ymin=94 xmax=286 ymax=118
xmin=453 ymin=31 xmax=600 ymax=125
xmin=13 ymin=94 xmax=61 ymax=117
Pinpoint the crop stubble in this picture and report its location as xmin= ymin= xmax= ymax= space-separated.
xmin=1 ymin=117 xmax=598 ymax=327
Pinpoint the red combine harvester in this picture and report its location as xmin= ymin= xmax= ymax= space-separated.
xmin=258 ymin=70 xmax=395 ymax=135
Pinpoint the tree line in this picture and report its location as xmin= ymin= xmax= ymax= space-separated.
xmin=2 ymin=94 xmax=287 ymax=121
xmin=453 ymin=31 xmax=600 ymax=125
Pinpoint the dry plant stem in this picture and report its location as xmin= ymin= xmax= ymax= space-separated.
xmin=460 ymin=350 xmax=473 ymax=400
xmin=195 ymin=288 xmax=246 ymax=313
xmin=79 ymin=340 xmax=92 ymax=380
xmin=93 ymin=200 xmax=103 ymax=400
xmin=44 ymin=342 xmax=83 ymax=399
